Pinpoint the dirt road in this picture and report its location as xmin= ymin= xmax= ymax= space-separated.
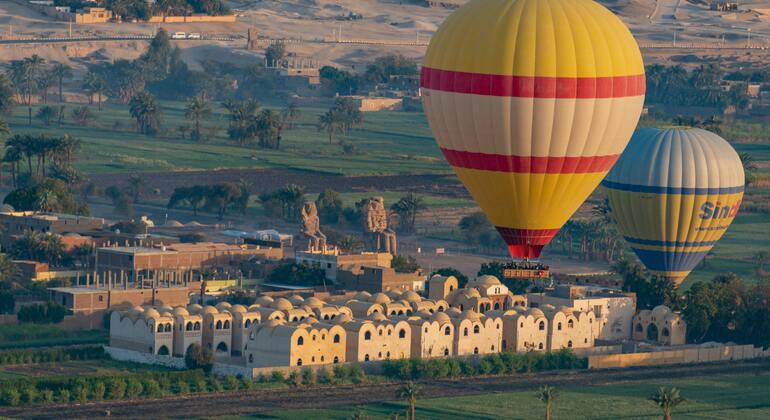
xmin=1 ymin=360 xmax=768 ymax=419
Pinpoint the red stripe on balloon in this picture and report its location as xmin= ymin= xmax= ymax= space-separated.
xmin=496 ymin=227 xmax=560 ymax=259
xmin=441 ymin=148 xmax=619 ymax=174
xmin=420 ymin=67 xmax=646 ymax=98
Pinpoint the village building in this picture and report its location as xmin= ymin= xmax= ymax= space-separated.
xmin=338 ymin=265 xmax=425 ymax=293
xmin=449 ymin=309 xmax=502 ymax=356
xmin=171 ymin=306 xmax=202 ymax=357
xmin=528 ymin=285 xmax=636 ymax=342
xmin=408 ymin=311 xmax=455 ymax=358
xmin=632 ymin=305 xmax=687 ymax=346
xmin=499 ymin=308 xmax=550 ymax=352
xmin=339 ymin=315 xmax=412 ymax=362
xmin=188 ymin=304 xmax=233 ymax=357
xmin=109 ymin=306 xmax=174 ymax=355
xmin=430 ymin=275 xmax=527 ymax=313
xmin=244 ymin=319 xmax=346 ymax=368
xmin=0 ymin=211 xmax=105 ymax=249
xmin=295 ymin=249 xmax=392 ymax=281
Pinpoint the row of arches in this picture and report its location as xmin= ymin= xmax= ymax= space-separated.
xmin=363 ymin=329 xmax=407 ymax=341
xmin=297 ymin=334 xmax=341 ymax=346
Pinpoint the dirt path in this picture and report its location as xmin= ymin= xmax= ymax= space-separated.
xmin=2 ymin=360 xmax=768 ymax=419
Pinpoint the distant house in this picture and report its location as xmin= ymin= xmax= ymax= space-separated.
xmin=74 ymin=7 xmax=113 ymax=24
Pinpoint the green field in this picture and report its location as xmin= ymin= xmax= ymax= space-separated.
xmin=5 ymin=102 xmax=448 ymax=176
xmin=234 ymin=373 xmax=770 ymax=420
xmin=0 ymin=325 xmax=107 ymax=350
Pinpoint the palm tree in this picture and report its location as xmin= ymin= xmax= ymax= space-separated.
xmin=184 ymin=94 xmax=212 ymax=141
xmin=51 ymin=63 xmax=72 ymax=103
xmin=537 ymin=385 xmax=557 ymax=420
xmin=282 ymin=101 xmax=301 ymax=129
xmin=83 ymin=71 xmax=106 ymax=111
xmin=390 ymin=193 xmax=426 ymax=233
xmin=649 ymin=387 xmax=685 ymax=420
xmin=222 ymin=99 xmax=260 ymax=146
xmin=22 ymin=55 xmax=46 ymax=125
xmin=35 ymin=105 xmax=57 ymax=126
xmin=127 ymin=174 xmax=146 ymax=203
xmin=739 ymin=152 xmax=758 ymax=186
xmin=255 ymin=109 xmax=283 ymax=149
xmin=36 ymin=69 xmax=56 ymax=105
xmin=317 ymin=109 xmax=341 ymax=144
xmin=129 ymin=91 xmax=161 ymax=135
xmin=396 ymin=381 xmax=421 ymax=420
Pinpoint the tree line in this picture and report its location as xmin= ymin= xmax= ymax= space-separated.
xmin=167 ymin=182 xmax=250 ymax=220
xmin=645 ymin=64 xmax=749 ymax=112
xmin=53 ymin=0 xmax=230 ymax=20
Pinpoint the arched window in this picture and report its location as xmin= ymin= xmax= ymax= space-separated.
xmin=157 ymin=324 xmax=163 ymax=333
xmin=386 ymin=351 xmax=390 ymax=358
xmin=491 ymin=345 xmax=494 ymax=351
xmin=157 ymin=345 xmax=169 ymax=355
xmin=557 ymin=322 xmax=562 ymax=331
xmin=321 ymin=356 xmax=325 ymax=362
xmin=443 ymin=348 xmax=449 ymax=356
xmin=364 ymin=331 xmax=372 ymax=341
xmin=388 ymin=329 xmax=392 ymax=336
xmin=186 ymin=322 xmax=193 ymax=331
xmin=398 ymin=310 xmax=404 ymax=316
xmin=449 ymin=285 xmax=454 ymax=292
xmin=473 ymin=325 xmax=480 ymax=334
xmin=223 ymin=320 xmax=230 ymax=329
xmin=324 ymin=315 xmax=329 ymax=320
xmin=378 ymin=329 xmax=383 ymax=336
xmin=249 ymin=354 xmax=254 ymax=363
xmin=245 ymin=319 xmax=252 ymax=328
xmin=398 ymin=329 xmax=406 ymax=338
xmin=297 ymin=336 xmax=304 ymax=346
xmin=312 ymin=356 xmax=315 ymax=362
xmin=216 ymin=342 xmax=228 ymax=353
xmin=463 ymin=328 xmax=468 ymax=337
xmin=494 ymin=303 xmax=500 ymax=310
xmin=584 ymin=338 xmax=588 ymax=344
xmin=567 ymin=340 xmax=573 ymax=348
xmin=635 ymin=323 xmax=643 ymax=332
xmin=364 ymin=354 xmax=370 ymax=361
xmin=378 ymin=352 xmax=382 ymax=358
xmin=444 ymin=326 xmax=451 ymax=336
xmin=538 ymin=321 xmax=545 ymax=331
xmin=194 ymin=322 xmax=201 ymax=330
xmin=311 ymin=335 xmax=316 ymax=341
xmin=662 ymin=327 xmax=670 ymax=337
xmin=297 ymin=358 xmax=303 ymax=366
xmin=502 ymin=339 xmax=507 ymax=349
xmin=538 ymin=342 xmax=544 ymax=350
xmin=459 ymin=304 xmax=464 ymax=311
xmin=567 ymin=319 xmax=574 ymax=329
xmin=333 ymin=356 xmax=339 ymax=363
xmin=216 ymin=320 xmax=223 ymax=330
xmin=292 ymin=317 xmax=298 ymax=322
xmin=429 ymin=308 xmax=434 ymax=313
xmin=333 ymin=334 xmax=340 ymax=343
xmin=473 ymin=347 xmax=479 ymax=354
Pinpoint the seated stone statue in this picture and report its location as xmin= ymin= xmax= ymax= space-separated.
xmin=300 ymin=201 xmax=326 ymax=251
xmin=363 ymin=196 xmax=397 ymax=254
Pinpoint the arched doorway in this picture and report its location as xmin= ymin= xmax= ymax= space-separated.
xmin=216 ymin=341 xmax=229 ymax=354
xmin=157 ymin=345 xmax=169 ymax=355
xmin=647 ymin=323 xmax=659 ymax=341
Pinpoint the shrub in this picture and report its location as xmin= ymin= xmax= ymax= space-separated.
xmin=75 ymin=385 xmax=89 ymax=403
xmin=92 ymin=381 xmax=106 ymax=401
xmin=17 ymin=302 xmax=68 ymax=324
xmin=1 ymin=388 xmax=21 ymax=406
xmin=349 ymin=364 xmax=365 ymax=384
xmin=224 ymin=375 xmax=240 ymax=391
xmin=22 ymin=386 xmax=37 ymax=404
xmin=108 ymin=378 xmax=126 ymax=400
xmin=333 ymin=364 xmax=348 ymax=382
xmin=209 ymin=378 xmax=223 ymax=392
xmin=301 ymin=367 xmax=317 ymax=386
xmin=176 ymin=380 xmax=189 ymax=394
xmin=317 ymin=366 xmax=332 ymax=384
xmin=142 ymin=379 xmax=161 ymax=397
xmin=256 ymin=373 xmax=267 ymax=383
xmin=270 ymin=370 xmax=285 ymax=383
xmin=58 ymin=389 xmax=70 ymax=403
xmin=194 ymin=378 xmax=208 ymax=393
xmin=288 ymin=370 xmax=302 ymax=387
xmin=184 ymin=343 xmax=214 ymax=374
xmin=40 ymin=389 xmax=54 ymax=403
xmin=125 ymin=378 xmax=143 ymax=399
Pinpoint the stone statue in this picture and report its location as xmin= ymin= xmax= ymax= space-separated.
xmin=363 ymin=196 xmax=397 ymax=254
xmin=300 ymin=201 xmax=326 ymax=251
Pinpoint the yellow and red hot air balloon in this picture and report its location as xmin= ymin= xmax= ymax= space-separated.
xmin=603 ymin=127 xmax=745 ymax=286
xmin=421 ymin=0 xmax=645 ymax=258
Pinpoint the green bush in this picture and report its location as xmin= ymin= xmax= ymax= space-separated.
xmin=224 ymin=375 xmax=240 ymax=391
xmin=194 ymin=378 xmax=208 ymax=393
xmin=333 ymin=364 xmax=348 ymax=383
xmin=301 ymin=367 xmax=317 ymax=386
xmin=125 ymin=378 xmax=143 ymax=399
xmin=1 ymin=388 xmax=21 ymax=406
xmin=270 ymin=370 xmax=285 ymax=383
xmin=92 ymin=381 xmax=106 ymax=401
xmin=176 ymin=380 xmax=189 ymax=394
xmin=108 ymin=378 xmax=126 ymax=400
xmin=58 ymin=389 xmax=70 ymax=403
xmin=288 ymin=370 xmax=301 ymax=387
xmin=142 ymin=379 xmax=161 ymax=397
xmin=40 ymin=389 xmax=54 ymax=403
xmin=0 ymin=345 xmax=105 ymax=365
xmin=209 ymin=378 xmax=223 ymax=392
xmin=21 ymin=386 xmax=37 ymax=404
xmin=349 ymin=364 xmax=365 ymax=384
xmin=17 ymin=302 xmax=68 ymax=324
xmin=184 ymin=343 xmax=214 ymax=374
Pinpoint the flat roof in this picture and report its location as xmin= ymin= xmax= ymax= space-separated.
xmin=97 ymin=246 xmax=177 ymax=255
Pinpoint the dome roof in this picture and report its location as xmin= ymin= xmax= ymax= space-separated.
xmin=264 ymin=319 xmax=282 ymax=328
xmin=527 ymin=308 xmax=545 ymax=317
xmin=187 ymin=304 xmax=203 ymax=313
xmin=272 ymin=298 xmax=293 ymax=311
xmin=355 ymin=291 xmax=372 ymax=300
xmin=386 ymin=290 xmax=403 ymax=299
xmin=462 ymin=288 xmax=481 ymax=299
xmin=474 ymin=275 xmax=501 ymax=287
xmin=401 ymin=291 xmax=422 ymax=303
xmin=652 ymin=305 xmax=671 ymax=319
xmin=256 ymin=296 xmax=274 ymax=306
xmin=172 ymin=307 xmax=189 ymax=316
xmin=143 ymin=308 xmax=160 ymax=319
xmin=417 ymin=310 xmax=433 ymax=318
xmin=446 ymin=307 xmax=462 ymax=316
xmin=460 ymin=310 xmax=481 ymax=322
xmin=161 ymin=311 xmax=172 ymax=318
xmin=370 ymin=293 xmax=391 ymax=304
xmin=215 ymin=302 xmax=232 ymax=310
xmin=334 ymin=314 xmax=353 ymax=324
xmin=370 ymin=312 xmax=387 ymax=322
xmin=202 ymin=306 xmax=219 ymax=315
xmin=559 ymin=306 xmax=574 ymax=316
xmin=431 ymin=312 xmax=451 ymax=324
xmin=305 ymin=317 xmax=319 ymax=325
xmin=164 ymin=220 xmax=184 ymax=227
xmin=288 ymin=295 xmax=305 ymax=305
xmin=304 ymin=297 xmax=324 ymax=308
xmin=230 ymin=304 xmax=247 ymax=313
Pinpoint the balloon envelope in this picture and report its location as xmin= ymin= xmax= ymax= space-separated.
xmin=602 ymin=127 xmax=745 ymax=285
xmin=420 ymin=0 xmax=645 ymax=258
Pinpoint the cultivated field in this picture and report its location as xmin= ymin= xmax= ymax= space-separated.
xmin=242 ymin=371 xmax=770 ymax=420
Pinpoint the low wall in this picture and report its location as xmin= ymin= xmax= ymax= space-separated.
xmin=147 ymin=15 xmax=236 ymax=23
xmin=573 ymin=345 xmax=622 ymax=357
xmin=588 ymin=344 xmax=770 ymax=369
xmin=105 ymin=346 xmax=187 ymax=369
